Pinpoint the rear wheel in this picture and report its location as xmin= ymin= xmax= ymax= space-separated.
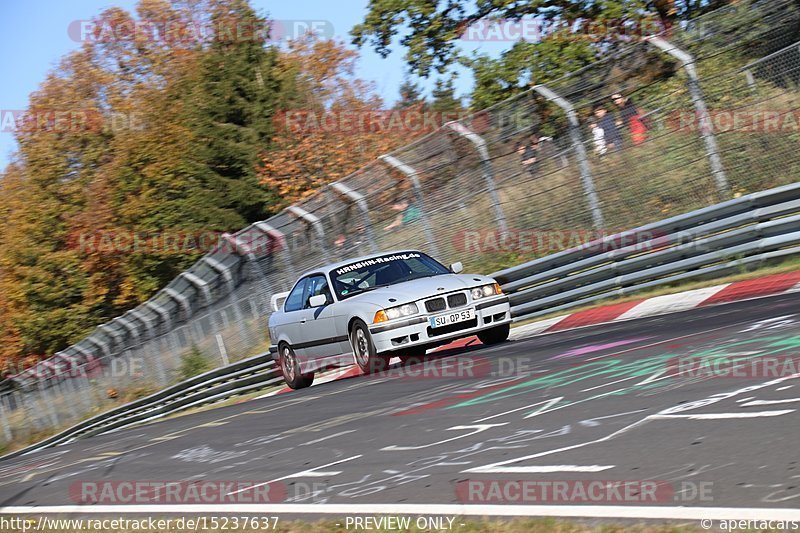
xmin=351 ymin=319 xmax=390 ymax=374
xmin=279 ymin=343 xmax=314 ymax=389
xmin=478 ymin=323 xmax=510 ymax=345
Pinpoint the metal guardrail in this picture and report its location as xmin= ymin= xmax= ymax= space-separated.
xmin=492 ymin=183 xmax=800 ymax=321
xmin=5 ymin=182 xmax=800 ymax=459
xmin=0 ymin=351 xmax=282 ymax=461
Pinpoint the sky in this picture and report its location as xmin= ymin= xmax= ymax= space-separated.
xmin=0 ymin=0 xmax=510 ymax=171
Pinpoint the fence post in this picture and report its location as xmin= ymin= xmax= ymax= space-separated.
xmin=646 ymin=36 xmax=730 ymax=198
xmin=114 ymin=315 xmax=141 ymax=342
xmin=86 ymin=335 xmax=112 ymax=359
xmin=0 ymin=394 xmax=13 ymax=443
xmin=126 ymin=310 xmax=154 ymax=338
xmin=286 ymin=205 xmax=330 ymax=264
xmin=379 ymin=154 xmax=441 ymax=257
xmin=329 ymin=182 xmax=379 ymax=252
xmin=532 ymin=84 xmax=605 ymax=229
xmin=202 ymin=256 xmax=236 ymax=293
xmin=253 ymin=222 xmax=296 ymax=287
xmin=445 ymin=121 xmax=509 ymax=235
xmin=164 ymin=287 xmax=192 ymax=320
xmin=145 ymin=301 xmax=171 ymax=331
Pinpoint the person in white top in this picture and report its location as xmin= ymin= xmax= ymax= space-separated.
xmin=589 ymin=119 xmax=606 ymax=156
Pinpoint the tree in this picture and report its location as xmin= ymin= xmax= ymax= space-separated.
xmin=0 ymin=0 xmax=288 ymax=366
xmin=352 ymin=1 xmax=735 ymax=105
xmin=259 ymin=37 xmax=419 ymax=205
xmin=430 ymin=76 xmax=462 ymax=112
xmin=395 ymin=78 xmax=425 ymax=109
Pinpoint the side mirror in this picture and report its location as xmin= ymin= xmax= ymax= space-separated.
xmin=450 ymin=261 xmax=464 ymax=274
xmin=309 ymin=294 xmax=328 ymax=308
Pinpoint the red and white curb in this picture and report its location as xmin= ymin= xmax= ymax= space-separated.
xmin=509 ymin=270 xmax=800 ymax=340
xmin=260 ymin=270 xmax=800 ymax=395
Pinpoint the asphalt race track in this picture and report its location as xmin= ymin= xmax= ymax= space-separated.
xmin=1 ymin=293 xmax=799 ymax=522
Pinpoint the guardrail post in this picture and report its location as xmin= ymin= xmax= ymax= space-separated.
xmin=445 ymin=121 xmax=509 ymax=235
xmin=329 ymin=182 xmax=379 ymax=252
xmin=646 ymin=36 xmax=730 ymax=198
xmin=379 ymin=154 xmax=441 ymax=257
xmin=286 ymin=205 xmax=330 ymax=264
xmin=532 ymin=84 xmax=605 ymax=229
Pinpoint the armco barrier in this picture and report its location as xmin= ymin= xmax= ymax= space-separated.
xmin=6 ymin=182 xmax=800 ymax=460
xmin=5 ymin=0 xmax=800 ymax=444
xmin=0 ymin=351 xmax=282 ymax=461
xmin=493 ymin=183 xmax=800 ymax=321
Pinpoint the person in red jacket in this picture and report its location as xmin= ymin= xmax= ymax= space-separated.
xmin=613 ymin=93 xmax=647 ymax=145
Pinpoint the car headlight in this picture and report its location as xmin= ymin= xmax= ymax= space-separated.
xmin=471 ymin=283 xmax=503 ymax=300
xmin=383 ymin=303 xmax=419 ymax=321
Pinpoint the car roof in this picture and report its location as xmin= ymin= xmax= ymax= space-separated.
xmin=297 ymin=250 xmax=428 ymax=279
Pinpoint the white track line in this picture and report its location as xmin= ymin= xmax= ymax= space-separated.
xmin=2 ymin=504 xmax=799 ymax=521
xmin=741 ymin=398 xmax=800 ymax=406
xmin=651 ymin=410 xmax=794 ymax=420
xmin=463 ymin=465 xmax=614 ymax=474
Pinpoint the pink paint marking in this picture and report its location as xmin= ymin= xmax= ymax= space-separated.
xmin=550 ymin=337 xmax=654 ymax=360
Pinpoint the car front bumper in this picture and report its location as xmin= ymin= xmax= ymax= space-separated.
xmin=368 ymin=296 xmax=512 ymax=353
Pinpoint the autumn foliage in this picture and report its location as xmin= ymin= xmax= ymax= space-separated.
xmin=0 ymin=0 xmax=420 ymax=370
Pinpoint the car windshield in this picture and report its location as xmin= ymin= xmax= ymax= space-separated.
xmin=331 ymin=252 xmax=450 ymax=299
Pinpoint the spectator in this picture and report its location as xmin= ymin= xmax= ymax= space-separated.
xmin=384 ymin=198 xmax=421 ymax=231
xmin=612 ymin=93 xmax=647 ymax=145
xmin=589 ymin=119 xmax=606 ymax=156
xmin=518 ymin=135 xmax=541 ymax=176
xmin=594 ymin=106 xmax=623 ymax=151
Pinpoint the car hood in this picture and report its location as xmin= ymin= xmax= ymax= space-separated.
xmin=343 ymin=273 xmax=496 ymax=307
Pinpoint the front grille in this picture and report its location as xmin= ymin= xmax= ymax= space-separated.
xmin=427 ymin=318 xmax=478 ymax=337
xmin=425 ymin=298 xmax=446 ymax=313
xmin=447 ymin=293 xmax=467 ymax=308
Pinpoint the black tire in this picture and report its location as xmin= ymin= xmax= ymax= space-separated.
xmin=477 ymin=323 xmax=511 ymax=345
xmin=279 ymin=343 xmax=314 ymax=390
xmin=351 ymin=319 xmax=390 ymax=374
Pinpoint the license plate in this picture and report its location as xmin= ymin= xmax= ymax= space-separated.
xmin=429 ymin=308 xmax=475 ymax=328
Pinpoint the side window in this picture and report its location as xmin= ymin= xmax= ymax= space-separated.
xmin=284 ymin=278 xmax=308 ymax=312
xmin=304 ymin=275 xmax=332 ymax=308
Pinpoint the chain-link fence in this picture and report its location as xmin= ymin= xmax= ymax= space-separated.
xmin=4 ymin=0 xmax=800 ymax=446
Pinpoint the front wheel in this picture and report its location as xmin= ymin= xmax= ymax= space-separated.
xmin=279 ymin=343 xmax=314 ymax=390
xmin=351 ymin=319 xmax=390 ymax=374
xmin=477 ymin=323 xmax=510 ymax=345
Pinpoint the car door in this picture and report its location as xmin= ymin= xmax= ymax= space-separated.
xmin=295 ymin=274 xmax=341 ymax=363
xmin=279 ymin=276 xmax=309 ymax=347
